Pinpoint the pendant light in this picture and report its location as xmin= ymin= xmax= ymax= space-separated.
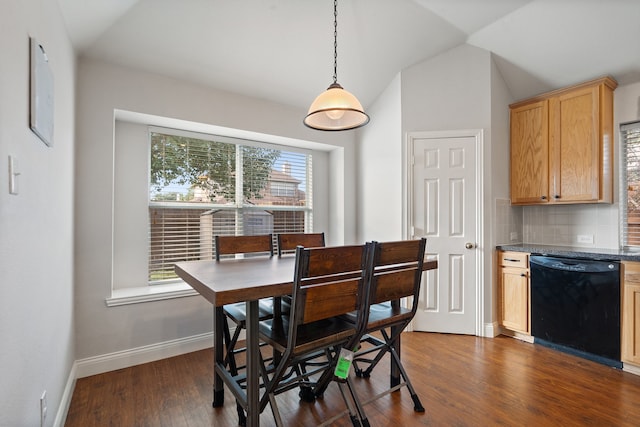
xmin=304 ymin=0 xmax=369 ymax=131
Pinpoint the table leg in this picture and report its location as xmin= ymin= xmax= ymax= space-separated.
xmin=391 ymin=300 xmax=401 ymax=389
xmin=390 ymin=324 xmax=401 ymax=389
xmin=213 ymin=306 xmax=225 ymax=407
xmin=245 ymin=299 xmax=260 ymax=426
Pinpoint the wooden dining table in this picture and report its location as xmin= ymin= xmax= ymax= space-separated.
xmin=175 ymin=254 xmax=437 ymax=427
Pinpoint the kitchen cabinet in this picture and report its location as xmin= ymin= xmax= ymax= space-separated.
xmin=498 ymin=251 xmax=530 ymax=334
xmin=510 ymin=100 xmax=549 ymax=205
xmin=509 ymin=76 xmax=617 ymax=205
xmin=622 ymin=261 xmax=640 ymax=366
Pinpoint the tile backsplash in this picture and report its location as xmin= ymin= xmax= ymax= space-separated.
xmin=495 ymin=199 xmax=620 ymax=249
xmin=495 ymin=198 xmax=523 ymax=245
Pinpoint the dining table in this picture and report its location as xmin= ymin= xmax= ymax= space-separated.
xmin=175 ymin=254 xmax=437 ymax=427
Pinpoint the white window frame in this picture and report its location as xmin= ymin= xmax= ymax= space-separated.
xmin=107 ymin=123 xmax=316 ymax=306
xmin=147 ymin=128 xmax=314 ymax=285
xmin=619 ymin=120 xmax=640 ymax=250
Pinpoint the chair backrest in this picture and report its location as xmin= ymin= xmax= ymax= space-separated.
xmin=287 ymin=244 xmax=372 ymax=348
xmin=366 ymin=238 xmax=427 ymax=318
xmin=214 ymin=234 xmax=274 ymax=261
xmin=277 ymin=232 xmax=325 ymax=256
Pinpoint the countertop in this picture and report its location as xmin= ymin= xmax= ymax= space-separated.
xmin=496 ymin=243 xmax=640 ymax=262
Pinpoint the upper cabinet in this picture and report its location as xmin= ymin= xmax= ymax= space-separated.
xmin=509 ymin=77 xmax=617 ymax=205
xmin=510 ymin=100 xmax=549 ymax=204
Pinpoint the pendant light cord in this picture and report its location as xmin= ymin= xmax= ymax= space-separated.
xmin=303 ymin=0 xmax=369 ymax=130
xmin=333 ymin=0 xmax=338 ymax=84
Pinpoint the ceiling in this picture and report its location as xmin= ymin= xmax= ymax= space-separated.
xmin=57 ymin=0 xmax=640 ymax=110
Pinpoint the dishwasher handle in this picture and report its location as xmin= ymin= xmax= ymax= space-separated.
xmin=530 ymin=255 xmax=619 ymax=273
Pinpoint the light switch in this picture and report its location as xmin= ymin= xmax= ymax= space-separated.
xmin=8 ymin=155 xmax=19 ymax=195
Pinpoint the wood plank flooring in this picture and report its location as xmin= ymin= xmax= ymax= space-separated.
xmin=64 ymin=332 xmax=640 ymax=426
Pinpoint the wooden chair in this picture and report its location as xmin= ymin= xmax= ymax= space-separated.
xmin=215 ymin=234 xmax=274 ymax=260
xmin=214 ymin=234 xmax=275 ymax=377
xmin=276 ymin=232 xmax=326 ymax=313
xmin=277 ymin=232 xmax=325 ymax=256
xmin=350 ymin=238 xmax=428 ymax=413
xmin=254 ymin=244 xmax=374 ymax=427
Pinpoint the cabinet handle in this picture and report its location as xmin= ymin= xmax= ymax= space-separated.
xmin=520 ymin=273 xmax=527 ymax=277
xmin=541 ymin=195 xmax=547 ymax=200
xmin=504 ymin=258 xmax=520 ymax=262
xmin=554 ymin=195 xmax=560 ymax=199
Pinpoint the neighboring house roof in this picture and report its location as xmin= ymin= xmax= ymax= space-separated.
xmin=269 ymin=169 xmax=300 ymax=184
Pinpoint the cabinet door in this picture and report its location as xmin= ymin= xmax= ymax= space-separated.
xmin=549 ymin=86 xmax=600 ymax=202
xmin=500 ymin=267 xmax=529 ymax=333
xmin=510 ymin=100 xmax=549 ymax=204
xmin=622 ymin=282 xmax=640 ymax=365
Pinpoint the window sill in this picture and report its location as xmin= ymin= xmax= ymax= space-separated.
xmin=106 ymin=282 xmax=198 ymax=307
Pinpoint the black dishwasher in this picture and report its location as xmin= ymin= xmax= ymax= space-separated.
xmin=529 ymin=255 xmax=621 ymax=367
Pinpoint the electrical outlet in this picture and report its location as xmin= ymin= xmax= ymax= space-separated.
xmin=40 ymin=390 xmax=47 ymax=427
xmin=577 ymin=234 xmax=594 ymax=244
xmin=510 ymin=231 xmax=519 ymax=241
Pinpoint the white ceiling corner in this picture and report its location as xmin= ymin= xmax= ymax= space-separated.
xmin=57 ymin=0 xmax=141 ymax=50
xmin=56 ymin=0 xmax=640 ymax=109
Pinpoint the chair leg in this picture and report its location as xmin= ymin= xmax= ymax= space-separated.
xmin=222 ymin=316 xmax=241 ymax=376
xmin=259 ymin=350 xmax=291 ymax=425
xmin=338 ymin=378 xmax=369 ymax=427
xmin=236 ymin=401 xmax=247 ymax=427
xmin=296 ymin=358 xmax=316 ymax=403
xmin=310 ymin=347 xmax=344 ymax=399
xmin=387 ymin=342 xmax=425 ymax=412
xmin=298 ymin=348 xmax=333 ymax=402
xmin=353 ymin=335 xmax=387 ymax=378
xmin=268 ymin=391 xmax=285 ymax=427
xmin=352 ymin=330 xmax=426 ymax=414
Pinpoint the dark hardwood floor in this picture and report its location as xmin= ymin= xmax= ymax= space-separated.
xmin=65 ymin=332 xmax=640 ymax=426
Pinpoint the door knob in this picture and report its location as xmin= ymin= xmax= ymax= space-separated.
xmin=465 ymin=242 xmax=475 ymax=249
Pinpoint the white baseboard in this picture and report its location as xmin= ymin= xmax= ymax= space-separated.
xmin=483 ymin=321 xmax=499 ymax=337
xmin=54 ymin=362 xmax=77 ymax=427
xmin=499 ymin=327 xmax=535 ymax=343
xmin=56 ymin=332 xmax=216 ymax=426
xmin=75 ymin=331 xmax=214 ymax=378
xmin=623 ymin=362 xmax=640 ymax=376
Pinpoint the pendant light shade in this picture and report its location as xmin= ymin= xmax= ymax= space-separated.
xmin=304 ymin=0 xmax=369 ymax=131
xmin=304 ymin=83 xmax=369 ymax=131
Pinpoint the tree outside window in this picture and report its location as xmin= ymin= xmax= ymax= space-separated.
xmin=148 ymin=131 xmax=311 ymax=282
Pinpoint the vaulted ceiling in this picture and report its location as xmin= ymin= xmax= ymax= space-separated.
xmin=58 ymin=0 xmax=640 ymax=109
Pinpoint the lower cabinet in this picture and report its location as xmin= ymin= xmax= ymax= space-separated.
xmin=498 ymin=251 xmax=530 ymax=334
xmin=622 ymin=261 xmax=640 ymax=366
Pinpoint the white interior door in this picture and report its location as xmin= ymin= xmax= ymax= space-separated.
xmin=409 ymin=131 xmax=480 ymax=335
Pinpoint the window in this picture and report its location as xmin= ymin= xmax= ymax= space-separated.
xmin=620 ymin=121 xmax=640 ymax=248
xmin=149 ymin=130 xmax=312 ymax=283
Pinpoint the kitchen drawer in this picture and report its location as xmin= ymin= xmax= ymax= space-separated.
xmin=499 ymin=251 xmax=529 ymax=268
xmin=623 ymin=261 xmax=640 ymax=284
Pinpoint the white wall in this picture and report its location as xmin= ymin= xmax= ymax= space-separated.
xmin=74 ymin=58 xmax=356 ymax=362
xmin=401 ymin=44 xmax=492 ymax=133
xmin=616 ymin=81 xmax=640 ymax=124
xmin=489 ymin=55 xmax=515 ymax=331
xmin=0 ymin=1 xmax=76 ymax=426
xmin=357 ymin=74 xmax=403 ymax=242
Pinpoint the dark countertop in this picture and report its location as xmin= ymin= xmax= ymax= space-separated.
xmin=496 ymin=243 xmax=640 ymax=262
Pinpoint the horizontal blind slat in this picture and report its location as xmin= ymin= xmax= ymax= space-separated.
xmin=148 ymin=130 xmax=312 ymax=283
xmin=621 ymin=122 xmax=640 ymax=248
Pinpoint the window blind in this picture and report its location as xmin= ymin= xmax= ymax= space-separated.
xmin=620 ymin=121 xmax=640 ymax=248
xmin=148 ymin=130 xmax=312 ymax=283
